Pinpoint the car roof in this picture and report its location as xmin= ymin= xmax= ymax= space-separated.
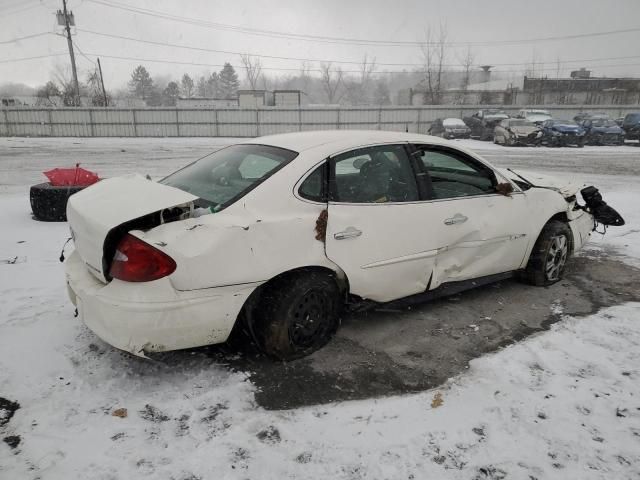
xmin=242 ymin=130 xmax=447 ymax=153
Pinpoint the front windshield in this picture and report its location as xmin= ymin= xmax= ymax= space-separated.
xmin=161 ymin=144 xmax=298 ymax=210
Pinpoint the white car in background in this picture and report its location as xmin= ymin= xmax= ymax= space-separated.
xmin=66 ymin=130 xmax=604 ymax=360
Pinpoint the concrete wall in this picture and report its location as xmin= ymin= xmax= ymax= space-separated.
xmin=1 ymin=105 xmax=639 ymax=138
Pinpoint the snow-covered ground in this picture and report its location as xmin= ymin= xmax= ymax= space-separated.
xmin=1 ymin=137 xmax=640 ymax=479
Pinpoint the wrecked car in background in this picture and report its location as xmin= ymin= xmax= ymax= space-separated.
xmin=463 ymin=109 xmax=510 ymax=141
xmin=428 ymin=118 xmax=472 ymax=139
xmin=581 ymin=117 xmax=625 ymax=145
xmin=493 ymin=118 xmax=542 ymax=146
xmin=64 ymin=131 xmax=623 ymax=361
xmin=622 ymin=112 xmax=640 ymax=143
xmin=540 ymin=119 xmax=586 ymax=147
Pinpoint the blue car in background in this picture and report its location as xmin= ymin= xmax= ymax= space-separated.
xmin=581 ymin=117 xmax=625 ymax=145
xmin=540 ymin=119 xmax=586 ymax=147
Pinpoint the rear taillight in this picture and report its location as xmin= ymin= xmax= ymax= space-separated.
xmin=109 ymin=233 xmax=176 ymax=282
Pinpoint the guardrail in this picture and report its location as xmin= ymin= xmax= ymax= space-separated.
xmin=1 ymin=105 xmax=637 ymax=137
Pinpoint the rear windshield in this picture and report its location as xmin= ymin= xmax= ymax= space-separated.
xmin=625 ymin=113 xmax=640 ymax=122
xmin=161 ymin=144 xmax=298 ymax=210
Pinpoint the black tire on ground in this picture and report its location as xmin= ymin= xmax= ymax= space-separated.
xmin=252 ymin=271 xmax=342 ymax=360
xmin=521 ymin=220 xmax=573 ymax=287
xmin=30 ymin=183 xmax=85 ymax=222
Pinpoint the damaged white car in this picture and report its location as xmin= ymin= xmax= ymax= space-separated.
xmin=65 ymin=131 xmax=623 ymax=360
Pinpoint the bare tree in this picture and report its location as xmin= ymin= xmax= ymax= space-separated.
xmin=456 ymin=46 xmax=475 ymax=104
xmin=420 ymin=24 xmax=448 ymax=105
xmin=320 ymin=62 xmax=344 ymax=104
xmin=344 ymin=55 xmax=377 ymax=105
xmin=240 ymin=54 xmax=262 ymax=90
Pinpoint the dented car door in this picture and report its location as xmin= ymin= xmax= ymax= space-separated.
xmin=324 ymin=144 xmax=438 ymax=303
xmin=411 ymin=144 xmax=530 ymax=289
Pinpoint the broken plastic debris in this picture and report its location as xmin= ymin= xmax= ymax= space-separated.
xmin=431 ymin=392 xmax=444 ymax=408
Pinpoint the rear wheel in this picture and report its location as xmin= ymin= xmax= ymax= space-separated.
xmin=252 ymin=271 xmax=342 ymax=360
xmin=521 ymin=220 xmax=572 ymax=286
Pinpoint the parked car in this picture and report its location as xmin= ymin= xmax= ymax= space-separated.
xmin=428 ymin=118 xmax=471 ymax=139
xmin=540 ymin=119 xmax=586 ymax=147
xmin=517 ymin=109 xmax=552 ymax=125
xmin=66 ymin=130 xmax=615 ymax=360
xmin=493 ymin=118 xmax=542 ymax=146
xmin=581 ymin=118 xmax=625 ymax=145
xmin=463 ymin=109 xmax=510 ymax=140
xmin=622 ymin=113 xmax=640 ymax=143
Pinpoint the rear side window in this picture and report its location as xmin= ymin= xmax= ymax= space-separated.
xmin=330 ymin=145 xmax=419 ymax=203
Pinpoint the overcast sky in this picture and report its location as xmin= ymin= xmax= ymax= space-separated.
xmin=1 ymin=0 xmax=639 ymax=89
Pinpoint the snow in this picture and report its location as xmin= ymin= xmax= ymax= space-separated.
xmin=1 ymin=138 xmax=640 ymax=479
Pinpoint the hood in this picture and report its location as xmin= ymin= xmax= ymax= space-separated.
xmin=499 ymin=168 xmax=584 ymax=198
xmin=66 ymin=174 xmax=198 ymax=282
xmin=485 ymin=114 xmax=509 ymax=124
xmin=510 ymin=125 xmax=540 ymax=135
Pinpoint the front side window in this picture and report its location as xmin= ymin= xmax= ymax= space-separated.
xmin=330 ymin=144 xmax=419 ymax=203
xmin=414 ymin=147 xmax=496 ymax=199
xmin=161 ymin=144 xmax=297 ymax=210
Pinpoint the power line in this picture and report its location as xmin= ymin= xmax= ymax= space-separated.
xmin=0 ymin=32 xmax=52 ymax=45
xmin=0 ymin=1 xmax=45 ymax=17
xmin=0 ymin=52 xmax=66 ymax=63
xmin=85 ymin=0 xmax=640 ymax=48
xmin=76 ymin=28 xmax=640 ymax=70
xmin=76 ymin=51 xmax=640 ymax=75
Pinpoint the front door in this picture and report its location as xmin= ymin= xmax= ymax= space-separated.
xmin=411 ymin=144 xmax=530 ymax=288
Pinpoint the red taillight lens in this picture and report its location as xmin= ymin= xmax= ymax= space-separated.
xmin=109 ymin=233 xmax=176 ymax=282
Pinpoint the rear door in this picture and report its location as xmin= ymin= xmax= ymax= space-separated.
xmin=410 ymin=144 xmax=531 ymax=288
xmin=324 ymin=144 xmax=438 ymax=303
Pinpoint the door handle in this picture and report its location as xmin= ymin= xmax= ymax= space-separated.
xmin=444 ymin=214 xmax=468 ymax=226
xmin=334 ymin=226 xmax=362 ymax=240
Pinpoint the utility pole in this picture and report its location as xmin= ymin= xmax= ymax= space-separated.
xmin=58 ymin=0 xmax=79 ymax=105
xmin=97 ymin=58 xmax=108 ymax=107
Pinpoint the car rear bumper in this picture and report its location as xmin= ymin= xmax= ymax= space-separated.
xmin=65 ymin=250 xmax=260 ymax=357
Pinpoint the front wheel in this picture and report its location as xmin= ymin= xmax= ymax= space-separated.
xmin=521 ymin=220 xmax=572 ymax=286
xmin=253 ymin=271 xmax=342 ymax=360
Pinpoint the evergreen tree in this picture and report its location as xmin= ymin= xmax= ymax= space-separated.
xmin=163 ymin=81 xmax=180 ymax=106
xmin=207 ymin=72 xmax=221 ymax=97
xmin=181 ymin=73 xmax=194 ymax=98
xmin=196 ymin=76 xmax=207 ymax=97
xmin=128 ymin=65 xmax=154 ymax=100
xmin=219 ymin=63 xmax=239 ymax=99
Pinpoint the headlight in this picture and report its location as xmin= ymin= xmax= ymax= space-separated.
xmin=536 ymin=131 xmax=543 ymax=138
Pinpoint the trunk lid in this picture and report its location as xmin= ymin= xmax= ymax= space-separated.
xmin=66 ymin=174 xmax=198 ymax=282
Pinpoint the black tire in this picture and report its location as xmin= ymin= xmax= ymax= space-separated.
xmin=521 ymin=220 xmax=572 ymax=286
xmin=252 ymin=271 xmax=342 ymax=360
xmin=30 ymin=183 xmax=85 ymax=222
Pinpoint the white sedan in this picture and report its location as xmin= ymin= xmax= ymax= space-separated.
xmin=65 ymin=130 xmax=601 ymax=360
